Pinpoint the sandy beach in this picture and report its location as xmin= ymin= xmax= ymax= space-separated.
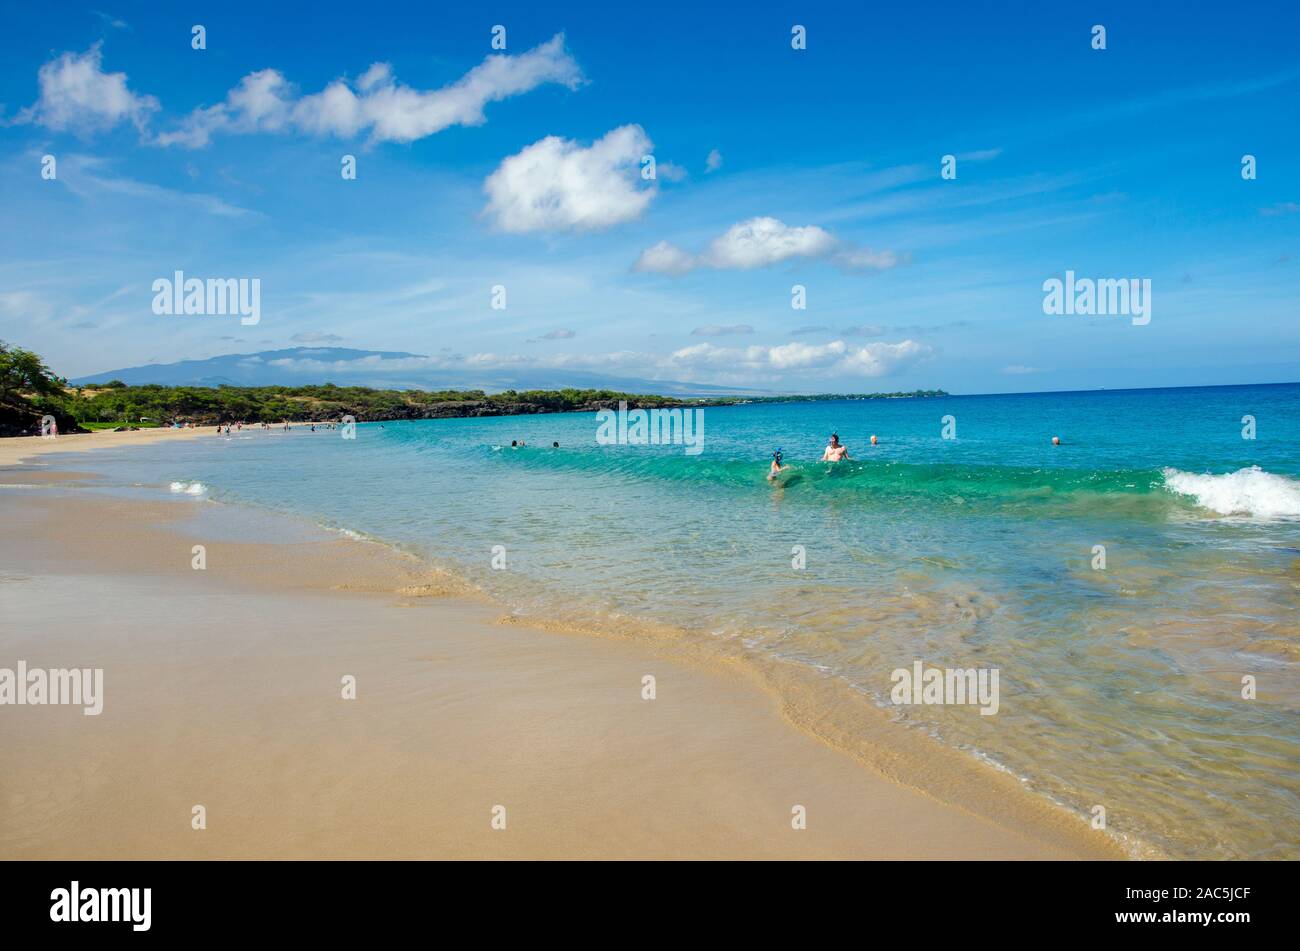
xmin=0 ymin=431 xmax=1126 ymax=859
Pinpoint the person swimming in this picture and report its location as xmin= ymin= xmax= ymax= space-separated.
xmin=767 ymin=449 xmax=788 ymax=481
xmin=820 ymin=433 xmax=849 ymax=461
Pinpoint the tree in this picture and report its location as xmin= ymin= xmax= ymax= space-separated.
xmin=0 ymin=341 xmax=64 ymax=409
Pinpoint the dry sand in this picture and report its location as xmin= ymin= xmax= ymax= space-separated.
xmin=0 ymin=430 xmax=1126 ymax=859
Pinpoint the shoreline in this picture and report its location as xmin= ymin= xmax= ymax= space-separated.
xmin=0 ymin=429 xmax=1129 ymax=859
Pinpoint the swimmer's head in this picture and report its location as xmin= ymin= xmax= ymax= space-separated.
xmin=870 ymin=434 xmax=878 ymax=445
xmin=772 ymin=449 xmax=783 ymax=464
xmin=829 ymin=433 xmax=840 ymax=446
xmin=511 ymin=440 xmax=517 ymax=447
xmin=552 ymin=441 xmax=559 ymax=448
xmin=1052 ymin=436 xmax=1061 ymax=446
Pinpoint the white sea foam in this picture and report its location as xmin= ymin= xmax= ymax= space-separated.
xmin=1161 ymin=466 xmax=1300 ymax=519
xmin=168 ymin=481 xmax=208 ymax=496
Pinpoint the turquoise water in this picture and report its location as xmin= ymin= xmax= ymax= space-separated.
xmin=77 ymin=383 xmax=1300 ymax=858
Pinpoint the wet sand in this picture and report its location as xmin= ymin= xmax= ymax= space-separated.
xmin=0 ymin=431 xmax=1125 ymax=859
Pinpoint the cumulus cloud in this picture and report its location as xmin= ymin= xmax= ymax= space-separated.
xmin=483 ymin=124 xmax=656 ymax=233
xmin=633 ymin=240 xmax=696 ymax=276
xmin=690 ymin=324 xmax=753 ymax=336
xmin=703 ymin=217 xmax=837 ymax=269
xmin=705 ymin=148 xmax=723 ymax=172
xmin=634 ymin=216 xmax=904 ymax=275
xmin=155 ymin=33 xmax=582 ymax=148
xmin=16 ymin=44 xmax=159 ymax=134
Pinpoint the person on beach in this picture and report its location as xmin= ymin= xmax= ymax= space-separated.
xmin=767 ymin=449 xmax=788 ymax=481
xmin=821 ymin=433 xmax=849 ymax=461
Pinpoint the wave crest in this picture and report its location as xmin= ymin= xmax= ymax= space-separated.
xmin=1161 ymin=466 xmax=1300 ymax=519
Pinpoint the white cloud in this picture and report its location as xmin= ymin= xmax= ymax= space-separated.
xmin=703 ymin=217 xmax=837 ymax=269
xmin=254 ymin=337 xmax=930 ymax=383
xmin=831 ymin=247 xmax=904 ymax=271
xmin=483 ymin=124 xmax=656 ymax=233
xmin=667 ymin=339 xmax=932 ymax=377
xmin=17 ymin=44 xmax=159 ymax=134
xmin=657 ymin=161 xmax=688 ymax=182
xmin=634 ymin=216 xmax=904 ymax=275
xmin=153 ymin=70 xmax=293 ymax=147
xmin=1001 ymin=364 xmax=1042 ymax=375
xmin=54 ymin=154 xmax=257 ymax=218
xmin=705 ymin=148 xmax=723 ymax=172
xmin=633 ymin=240 xmax=695 ymax=276
xmin=155 ymin=33 xmax=582 ymax=148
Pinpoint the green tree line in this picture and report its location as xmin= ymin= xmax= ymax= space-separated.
xmin=0 ymin=341 xmax=946 ymax=435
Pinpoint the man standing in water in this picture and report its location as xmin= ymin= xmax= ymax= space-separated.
xmin=821 ymin=433 xmax=850 ymax=461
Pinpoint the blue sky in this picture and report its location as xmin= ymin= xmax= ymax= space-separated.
xmin=1 ymin=0 xmax=1297 ymax=393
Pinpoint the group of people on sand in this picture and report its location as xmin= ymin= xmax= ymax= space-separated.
xmin=206 ymin=419 xmax=352 ymax=434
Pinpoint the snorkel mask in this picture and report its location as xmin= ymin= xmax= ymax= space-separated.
xmin=772 ymin=449 xmax=783 ymax=464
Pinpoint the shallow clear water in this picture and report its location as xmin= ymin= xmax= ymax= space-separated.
xmin=70 ymin=383 xmax=1300 ymax=858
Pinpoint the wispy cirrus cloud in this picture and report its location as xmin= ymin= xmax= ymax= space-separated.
xmin=54 ymin=154 xmax=259 ymax=218
xmin=690 ymin=324 xmax=753 ymax=336
xmin=290 ymin=331 xmax=344 ymax=344
xmin=1260 ymin=202 xmax=1300 ymax=216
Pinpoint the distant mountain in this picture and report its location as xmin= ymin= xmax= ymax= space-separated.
xmin=70 ymin=347 xmax=764 ymax=397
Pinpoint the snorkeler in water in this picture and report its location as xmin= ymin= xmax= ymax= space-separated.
xmin=767 ymin=449 xmax=789 ymax=481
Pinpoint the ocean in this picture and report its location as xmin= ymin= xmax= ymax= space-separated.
xmin=66 ymin=382 xmax=1300 ymax=858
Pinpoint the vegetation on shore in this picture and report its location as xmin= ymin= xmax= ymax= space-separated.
xmin=1 ymin=341 xmax=946 ymax=434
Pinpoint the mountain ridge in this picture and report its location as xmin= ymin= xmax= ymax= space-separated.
xmin=70 ymin=347 xmax=764 ymax=397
